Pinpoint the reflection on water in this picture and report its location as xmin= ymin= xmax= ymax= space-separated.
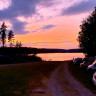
xmin=37 ymin=53 xmax=85 ymax=61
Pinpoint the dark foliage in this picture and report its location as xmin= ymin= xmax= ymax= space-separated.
xmin=8 ymin=30 xmax=14 ymax=47
xmin=0 ymin=22 xmax=7 ymax=47
xmin=15 ymin=41 xmax=22 ymax=48
xmin=0 ymin=55 xmax=42 ymax=64
xmin=78 ymin=7 xmax=96 ymax=56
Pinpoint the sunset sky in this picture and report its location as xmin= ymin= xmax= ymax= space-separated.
xmin=0 ymin=0 xmax=96 ymax=49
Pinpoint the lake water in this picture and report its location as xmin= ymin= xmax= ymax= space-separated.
xmin=37 ymin=53 xmax=85 ymax=61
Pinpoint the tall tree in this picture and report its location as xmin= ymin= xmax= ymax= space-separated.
xmin=0 ymin=22 xmax=7 ymax=47
xmin=8 ymin=30 xmax=14 ymax=47
xmin=78 ymin=7 xmax=96 ymax=56
xmin=16 ymin=41 xmax=22 ymax=48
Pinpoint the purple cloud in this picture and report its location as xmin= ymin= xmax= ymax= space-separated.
xmin=41 ymin=25 xmax=56 ymax=31
xmin=62 ymin=0 xmax=96 ymax=15
xmin=0 ymin=0 xmax=58 ymax=34
xmin=32 ymin=24 xmax=56 ymax=33
xmin=0 ymin=0 xmax=41 ymax=34
xmin=12 ymin=21 xmax=28 ymax=35
xmin=0 ymin=0 xmax=39 ymax=19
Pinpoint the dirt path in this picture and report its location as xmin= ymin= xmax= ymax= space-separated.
xmin=1 ymin=61 xmax=95 ymax=96
xmin=47 ymin=62 xmax=96 ymax=96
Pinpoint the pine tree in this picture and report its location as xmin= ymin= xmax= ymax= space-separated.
xmin=78 ymin=7 xmax=96 ymax=56
xmin=16 ymin=41 xmax=22 ymax=48
xmin=0 ymin=22 xmax=7 ymax=47
xmin=8 ymin=30 xmax=15 ymax=47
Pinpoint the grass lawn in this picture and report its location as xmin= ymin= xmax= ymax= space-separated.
xmin=68 ymin=61 xmax=96 ymax=94
xmin=0 ymin=61 xmax=62 ymax=96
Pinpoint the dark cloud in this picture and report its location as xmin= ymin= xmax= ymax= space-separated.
xmin=0 ymin=0 xmax=39 ymax=19
xmin=62 ymin=0 xmax=96 ymax=15
xmin=41 ymin=25 xmax=56 ymax=31
xmin=0 ymin=0 xmax=40 ymax=34
xmin=0 ymin=0 xmax=57 ymax=34
xmin=32 ymin=24 xmax=56 ymax=33
xmin=12 ymin=21 xmax=28 ymax=34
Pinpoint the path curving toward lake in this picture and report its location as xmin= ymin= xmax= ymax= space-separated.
xmin=0 ymin=61 xmax=95 ymax=96
xmin=47 ymin=62 xmax=96 ymax=96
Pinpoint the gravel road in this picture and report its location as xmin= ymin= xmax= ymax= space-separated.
xmin=47 ymin=62 xmax=96 ymax=96
xmin=2 ymin=61 xmax=95 ymax=96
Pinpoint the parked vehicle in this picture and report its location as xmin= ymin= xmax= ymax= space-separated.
xmin=92 ymin=72 xmax=96 ymax=86
xmin=73 ymin=58 xmax=83 ymax=65
xmin=80 ymin=57 xmax=95 ymax=68
xmin=87 ymin=61 xmax=96 ymax=71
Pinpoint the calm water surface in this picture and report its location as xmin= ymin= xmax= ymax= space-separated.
xmin=37 ymin=53 xmax=85 ymax=61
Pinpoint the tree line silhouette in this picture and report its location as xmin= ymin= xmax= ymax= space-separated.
xmin=0 ymin=22 xmax=22 ymax=48
xmin=78 ymin=7 xmax=96 ymax=57
xmin=0 ymin=22 xmax=42 ymax=64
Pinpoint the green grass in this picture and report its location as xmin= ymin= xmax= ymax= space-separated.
xmin=68 ymin=61 xmax=96 ymax=94
xmin=0 ymin=61 xmax=62 ymax=96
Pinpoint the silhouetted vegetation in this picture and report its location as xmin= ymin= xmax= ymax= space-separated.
xmin=0 ymin=22 xmax=42 ymax=64
xmin=8 ymin=30 xmax=15 ymax=47
xmin=78 ymin=7 xmax=96 ymax=56
xmin=0 ymin=22 xmax=7 ymax=47
xmin=15 ymin=41 xmax=22 ymax=48
xmin=0 ymin=47 xmax=42 ymax=64
xmin=0 ymin=22 xmax=22 ymax=48
xmin=0 ymin=55 xmax=42 ymax=64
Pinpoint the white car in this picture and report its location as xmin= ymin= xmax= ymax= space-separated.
xmin=92 ymin=72 xmax=96 ymax=86
xmin=87 ymin=61 xmax=96 ymax=70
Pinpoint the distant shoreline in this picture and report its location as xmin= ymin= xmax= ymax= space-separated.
xmin=0 ymin=47 xmax=82 ymax=55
